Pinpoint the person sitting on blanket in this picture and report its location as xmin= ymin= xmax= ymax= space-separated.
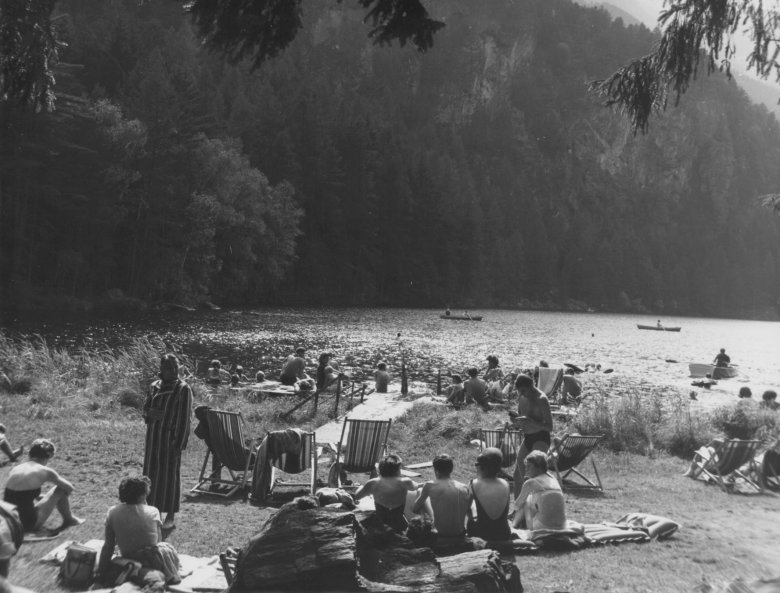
xmin=205 ymin=360 xmax=231 ymax=385
xmin=413 ymin=454 xmax=472 ymax=539
xmin=512 ymin=450 xmax=567 ymax=531
xmin=464 ymin=368 xmax=495 ymax=411
xmin=97 ymin=476 xmax=181 ymax=588
xmin=445 ymin=374 xmax=465 ymax=407
xmin=355 ymin=455 xmax=417 ymax=533
xmin=3 ymin=439 xmax=83 ymax=533
xmin=280 ymin=347 xmax=310 ymax=386
xmin=561 ymin=369 xmax=582 ymax=405
xmin=467 ymin=448 xmax=512 ymax=541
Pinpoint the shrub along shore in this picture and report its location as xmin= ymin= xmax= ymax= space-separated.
xmin=1 ymin=334 xmax=779 ymax=592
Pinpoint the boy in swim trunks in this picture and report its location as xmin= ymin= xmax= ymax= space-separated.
xmin=355 ymin=454 xmax=417 ymax=532
xmin=3 ymin=439 xmax=83 ymax=533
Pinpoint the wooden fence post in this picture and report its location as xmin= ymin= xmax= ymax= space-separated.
xmin=436 ymin=369 xmax=442 ymax=395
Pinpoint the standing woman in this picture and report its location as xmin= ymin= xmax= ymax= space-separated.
xmin=143 ymin=354 xmax=192 ymax=530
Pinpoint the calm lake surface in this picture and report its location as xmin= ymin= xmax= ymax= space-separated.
xmin=2 ymin=308 xmax=778 ymax=405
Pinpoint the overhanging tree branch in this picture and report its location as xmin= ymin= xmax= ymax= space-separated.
xmin=591 ymin=0 xmax=780 ymax=134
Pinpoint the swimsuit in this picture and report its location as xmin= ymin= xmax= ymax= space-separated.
xmin=524 ymin=431 xmax=551 ymax=451
xmin=4 ymin=488 xmax=40 ymax=531
xmin=375 ymin=503 xmax=408 ymax=533
xmin=467 ymin=480 xmax=510 ymax=541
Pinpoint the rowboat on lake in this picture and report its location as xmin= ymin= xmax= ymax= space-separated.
xmin=637 ymin=324 xmax=681 ymax=332
xmin=440 ymin=314 xmax=483 ymax=321
xmin=689 ymin=363 xmax=738 ymax=379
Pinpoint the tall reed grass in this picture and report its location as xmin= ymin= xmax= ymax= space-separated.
xmin=572 ymin=375 xmax=779 ymax=456
xmin=0 ymin=333 xmax=206 ymax=418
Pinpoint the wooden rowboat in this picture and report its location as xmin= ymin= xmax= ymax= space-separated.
xmin=637 ymin=324 xmax=681 ymax=332
xmin=689 ymin=363 xmax=738 ymax=379
xmin=440 ymin=314 xmax=483 ymax=321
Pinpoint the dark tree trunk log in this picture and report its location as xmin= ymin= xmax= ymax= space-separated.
xmin=230 ymin=501 xmax=522 ymax=593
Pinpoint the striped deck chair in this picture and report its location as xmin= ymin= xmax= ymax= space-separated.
xmin=479 ymin=428 xmax=523 ymax=468
xmin=249 ymin=429 xmax=318 ymax=504
xmin=537 ymin=367 xmax=564 ymax=400
xmin=548 ymin=434 xmax=604 ymax=492
xmin=327 ymin=418 xmax=391 ymax=488
xmin=691 ymin=439 xmax=762 ymax=493
xmin=191 ymin=410 xmax=259 ymax=498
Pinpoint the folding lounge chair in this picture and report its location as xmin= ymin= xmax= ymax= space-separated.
xmin=191 ymin=410 xmax=259 ymax=498
xmin=327 ymin=418 xmax=391 ymax=488
xmin=690 ymin=439 xmax=762 ymax=493
xmin=537 ymin=367 xmax=564 ymax=400
xmin=249 ymin=429 xmax=318 ymax=503
xmin=479 ymin=428 xmax=523 ymax=468
xmin=548 ymin=434 xmax=604 ymax=492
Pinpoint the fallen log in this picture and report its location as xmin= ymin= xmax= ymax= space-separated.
xmin=231 ymin=502 xmax=359 ymax=591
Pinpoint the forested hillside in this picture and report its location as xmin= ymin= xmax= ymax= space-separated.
xmin=2 ymin=0 xmax=780 ymax=317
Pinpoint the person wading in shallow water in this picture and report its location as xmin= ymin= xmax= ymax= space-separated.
xmin=143 ymin=354 xmax=192 ymax=531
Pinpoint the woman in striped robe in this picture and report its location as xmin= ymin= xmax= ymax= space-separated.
xmin=143 ymin=354 xmax=192 ymax=530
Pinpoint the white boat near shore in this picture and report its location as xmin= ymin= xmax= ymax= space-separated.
xmin=689 ymin=363 xmax=738 ymax=379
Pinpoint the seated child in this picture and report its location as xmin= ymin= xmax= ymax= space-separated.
xmin=374 ymin=363 xmax=390 ymax=393
xmin=355 ymin=455 xmax=417 ymax=532
xmin=97 ymin=476 xmax=181 ymax=588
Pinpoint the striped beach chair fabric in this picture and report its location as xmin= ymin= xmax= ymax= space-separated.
xmin=691 ymin=439 xmax=762 ymax=493
xmin=329 ymin=418 xmax=391 ymax=487
xmin=537 ymin=367 xmax=564 ymax=398
xmin=479 ymin=428 xmax=523 ymax=467
xmin=191 ymin=410 xmax=259 ymax=498
xmin=548 ymin=434 xmax=604 ymax=492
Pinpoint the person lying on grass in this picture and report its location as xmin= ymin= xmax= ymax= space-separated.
xmin=413 ymin=454 xmax=471 ymax=539
xmin=355 ymin=455 xmax=417 ymax=533
xmin=2 ymin=439 xmax=83 ymax=534
xmin=512 ymin=450 xmax=567 ymax=531
xmin=97 ymin=476 xmax=181 ymax=589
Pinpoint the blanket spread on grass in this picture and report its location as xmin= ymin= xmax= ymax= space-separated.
xmin=40 ymin=540 xmax=227 ymax=592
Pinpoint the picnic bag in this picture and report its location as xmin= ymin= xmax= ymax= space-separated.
xmin=59 ymin=543 xmax=96 ymax=588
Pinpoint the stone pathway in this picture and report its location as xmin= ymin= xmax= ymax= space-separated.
xmin=314 ymin=389 xmax=419 ymax=445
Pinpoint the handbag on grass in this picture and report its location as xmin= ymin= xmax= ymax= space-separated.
xmin=59 ymin=543 xmax=97 ymax=588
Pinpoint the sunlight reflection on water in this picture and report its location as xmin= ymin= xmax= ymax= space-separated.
xmin=3 ymin=308 xmax=778 ymax=404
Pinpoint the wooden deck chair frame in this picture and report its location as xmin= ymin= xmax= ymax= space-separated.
xmin=548 ymin=434 xmax=604 ymax=492
xmin=191 ymin=410 xmax=258 ymax=498
xmin=267 ymin=430 xmax=318 ymax=497
xmin=328 ymin=418 xmax=392 ymax=488
xmin=479 ymin=428 xmax=523 ymax=469
xmin=691 ymin=439 xmax=762 ymax=493
xmin=537 ymin=367 xmax=564 ymax=400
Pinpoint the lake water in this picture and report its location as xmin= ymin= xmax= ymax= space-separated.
xmin=3 ymin=308 xmax=778 ymax=406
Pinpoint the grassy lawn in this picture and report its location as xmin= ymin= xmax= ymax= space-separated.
xmin=3 ymin=391 xmax=779 ymax=593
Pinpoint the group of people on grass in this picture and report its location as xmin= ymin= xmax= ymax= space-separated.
xmin=356 ymin=447 xmax=567 ymax=543
xmin=443 ymin=356 xmax=583 ymax=411
xmin=0 ymin=353 xmax=191 ymax=590
xmin=203 ymin=346 xmax=393 ymax=395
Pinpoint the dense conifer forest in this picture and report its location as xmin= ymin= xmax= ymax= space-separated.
xmin=2 ymin=0 xmax=780 ymax=317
